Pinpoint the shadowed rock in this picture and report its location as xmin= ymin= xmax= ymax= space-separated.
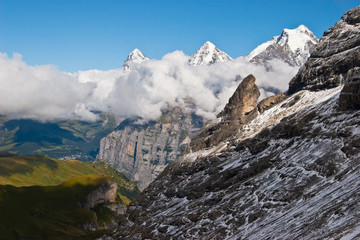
xmin=288 ymin=6 xmax=360 ymax=94
xmin=339 ymin=67 xmax=360 ymax=111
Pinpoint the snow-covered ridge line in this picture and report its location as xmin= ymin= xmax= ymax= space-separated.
xmin=245 ymin=25 xmax=318 ymax=67
xmin=179 ymin=86 xmax=343 ymax=163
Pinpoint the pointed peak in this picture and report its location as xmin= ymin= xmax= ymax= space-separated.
xmin=130 ymin=48 xmax=142 ymax=54
xmin=126 ymin=48 xmax=148 ymax=60
xmin=296 ymin=24 xmax=310 ymax=31
xmin=123 ymin=48 xmax=149 ymax=70
xmin=281 ymin=24 xmax=314 ymax=36
xmin=188 ymin=41 xmax=232 ymax=66
xmin=203 ymin=41 xmax=215 ymax=47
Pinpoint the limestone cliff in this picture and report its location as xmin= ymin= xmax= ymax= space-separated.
xmin=97 ymin=106 xmax=203 ymax=190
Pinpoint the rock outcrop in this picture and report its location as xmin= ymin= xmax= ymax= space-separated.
xmin=188 ymin=74 xmax=260 ymax=152
xmin=257 ymin=92 xmax=287 ymax=113
xmin=80 ymin=181 xmax=117 ymax=209
xmin=288 ymin=6 xmax=360 ymax=94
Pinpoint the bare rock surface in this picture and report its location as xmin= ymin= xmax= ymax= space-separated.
xmin=257 ymin=92 xmax=287 ymax=114
xmin=288 ymin=6 xmax=360 ymax=94
xmin=188 ymin=74 xmax=260 ymax=153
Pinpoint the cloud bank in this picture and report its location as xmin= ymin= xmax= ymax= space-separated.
xmin=0 ymin=53 xmax=97 ymax=121
xmin=0 ymin=51 xmax=299 ymax=122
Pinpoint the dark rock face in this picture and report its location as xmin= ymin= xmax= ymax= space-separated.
xmin=257 ymin=92 xmax=287 ymax=114
xmin=339 ymin=67 xmax=360 ymax=111
xmin=288 ymin=6 xmax=360 ymax=94
xmin=188 ymin=74 xmax=260 ymax=152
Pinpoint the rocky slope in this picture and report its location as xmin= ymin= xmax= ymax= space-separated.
xmin=104 ymin=6 xmax=360 ymax=239
xmin=288 ymin=7 xmax=360 ymax=93
xmin=188 ymin=41 xmax=232 ymax=66
xmin=97 ymin=106 xmax=203 ymax=190
xmin=246 ymin=25 xmax=318 ymax=68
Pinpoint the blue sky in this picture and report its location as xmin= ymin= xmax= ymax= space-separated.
xmin=0 ymin=0 xmax=359 ymax=72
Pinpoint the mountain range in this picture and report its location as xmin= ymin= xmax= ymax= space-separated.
xmin=103 ymin=6 xmax=360 ymax=239
xmin=97 ymin=25 xmax=319 ymax=190
xmin=123 ymin=24 xmax=318 ymax=68
xmin=1 ymin=25 xmax=319 ymax=190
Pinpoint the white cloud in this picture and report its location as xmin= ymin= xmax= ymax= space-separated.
xmin=104 ymin=51 xmax=299 ymax=120
xmin=0 ymin=51 xmax=299 ymax=122
xmin=0 ymin=53 xmax=97 ymax=121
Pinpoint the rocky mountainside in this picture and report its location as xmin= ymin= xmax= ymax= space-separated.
xmin=123 ymin=48 xmax=149 ymax=70
xmin=98 ymin=27 xmax=319 ymax=191
xmin=288 ymin=8 xmax=360 ymax=94
xmin=188 ymin=41 xmax=232 ymax=66
xmin=104 ymin=6 xmax=360 ymax=239
xmin=246 ymin=25 xmax=318 ymax=67
xmin=97 ymin=106 xmax=203 ymax=190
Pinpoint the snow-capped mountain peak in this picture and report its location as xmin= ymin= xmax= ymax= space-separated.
xmin=123 ymin=48 xmax=149 ymax=70
xmin=277 ymin=24 xmax=318 ymax=53
xmin=188 ymin=41 xmax=232 ymax=66
xmin=246 ymin=25 xmax=319 ymax=67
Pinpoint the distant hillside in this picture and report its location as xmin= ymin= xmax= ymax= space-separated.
xmin=0 ymin=113 xmax=118 ymax=161
xmin=0 ymin=153 xmax=140 ymax=239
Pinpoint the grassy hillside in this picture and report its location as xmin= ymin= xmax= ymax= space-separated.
xmin=0 ymin=153 xmax=139 ymax=203
xmin=0 ymin=113 xmax=118 ymax=161
xmin=0 ymin=153 xmax=140 ymax=239
xmin=0 ymin=176 xmax=114 ymax=239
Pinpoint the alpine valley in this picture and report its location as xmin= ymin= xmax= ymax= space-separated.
xmin=1 ymin=5 xmax=359 ymax=240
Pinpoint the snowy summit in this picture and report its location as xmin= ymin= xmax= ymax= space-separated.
xmin=123 ymin=48 xmax=149 ymax=70
xmin=246 ymin=25 xmax=319 ymax=67
xmin=188 ymin=41 xmax=232 ymax=66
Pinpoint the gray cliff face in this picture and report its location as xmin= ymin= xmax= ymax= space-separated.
xmin=288 ymin=6 xmax=360 ymax=94
xmin=97 ymin=106 xmax=203 ymax=190
xmin=103 ymin=6 xmax=360 ymax=240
